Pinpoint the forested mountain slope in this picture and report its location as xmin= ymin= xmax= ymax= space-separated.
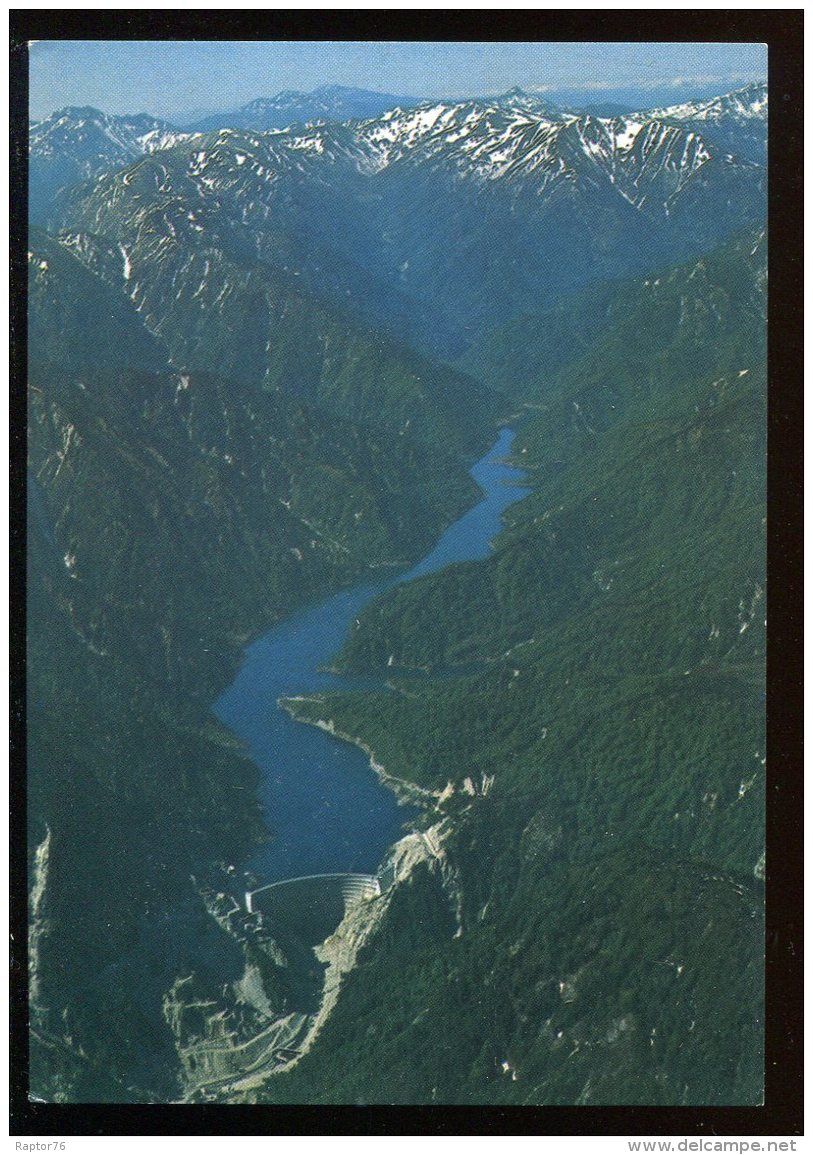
xmin=275 ymin=230 xmax=766 ymax=1105
xmin=460 ymin=228 xmax=767 ymax=404
xmin=26 ymin=223 xmax=485 ymax=1101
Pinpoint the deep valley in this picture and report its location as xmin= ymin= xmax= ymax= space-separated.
xmin=26 ymin=75 xmax=767 ymax=1106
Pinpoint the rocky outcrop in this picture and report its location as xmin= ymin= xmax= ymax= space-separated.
xmin=28 ymin=825 xmax=51 ymax=1012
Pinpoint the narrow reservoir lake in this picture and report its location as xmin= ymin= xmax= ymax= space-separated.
xmin=214 ymin=427 xmax=529 ymax=885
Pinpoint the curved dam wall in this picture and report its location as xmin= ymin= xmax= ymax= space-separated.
xmin=246 ymin=873 xmax=381 ymax=948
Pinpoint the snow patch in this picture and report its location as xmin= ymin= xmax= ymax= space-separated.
xmin=614 ymin=118 xmax=644 ymax=151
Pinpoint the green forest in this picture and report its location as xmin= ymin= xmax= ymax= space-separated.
xmin=269 ymin=231 xmax=766 ymax=1105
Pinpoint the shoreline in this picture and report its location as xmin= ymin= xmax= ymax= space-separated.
xmin=277 ymin=695 xmax=447 ymax=810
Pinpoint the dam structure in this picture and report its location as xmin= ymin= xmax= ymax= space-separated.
xmin=246 ymin=872 xmax=381 ymax=918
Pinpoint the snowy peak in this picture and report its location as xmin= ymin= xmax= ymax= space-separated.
xmin=29 ymin=105 xmax=193 ymax=200
xmin=347 ymin=97 xmax=722 ymax=212
xmin=648 ymin=82 xmax=768 ymax=125
xmin=567 ymin=107 xmax=718 ymax=172
xmin=30 ymin=106 xmax=188 ymax=161
xmin=29 ymin=105 xmax=195 ymax=221
xmin=561 ymin=114 xmax=712 ymax=203
xmin=644 ymin=83 xmax=767 ymax=162
xmin=354 ymin=97 xmax=567 ymax=175
xmin=493 ymin=87 xmax=565 ymax=119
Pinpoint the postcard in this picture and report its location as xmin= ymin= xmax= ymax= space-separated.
xmin=12 ymin=13 xmax=801 ymax=1140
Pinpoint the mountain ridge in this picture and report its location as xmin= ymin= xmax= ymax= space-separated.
xmin=188 ymin=83 xmax=421 ymax=132
xmin=30 ymin=82 xmax=766 ymax=217
xmin=42 ymin=85 xmax=766 ymax=356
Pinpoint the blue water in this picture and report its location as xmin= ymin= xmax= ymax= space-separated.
xmin=214 ymin=427 xmax=528 ymax=884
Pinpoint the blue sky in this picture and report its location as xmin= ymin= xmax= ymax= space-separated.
xmin=29 ymin=40 xmax=767 ymax=121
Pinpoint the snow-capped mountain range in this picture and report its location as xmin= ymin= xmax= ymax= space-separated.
xmin=29 ymin=105 xmax=187 ymax=165
xmin=30 ymin=83 xmax=767 ymax=355
xmin=648 ymin=82 xmax=767 ymax=125
xmin=30 ymin=82 xmax=767 ymax=206
xmin=646 ymin=82 xmax=767 ymax=161
xmin=345 ymin=97 xmax=721 ymax=207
